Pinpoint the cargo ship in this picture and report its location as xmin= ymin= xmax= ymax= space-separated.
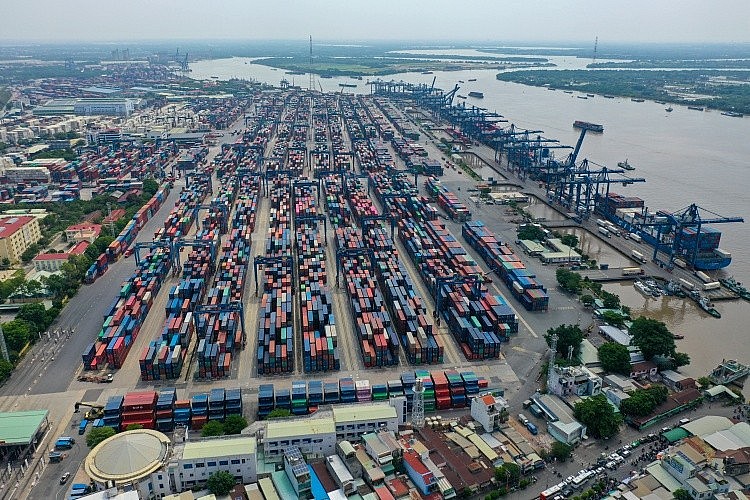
xmin=596 ymin=192 xmax=733 ymax=270
xmin=573 ymin=120 xmax=604 ymax=133
xmin=468 ymin=91 xmax=484 ymax=98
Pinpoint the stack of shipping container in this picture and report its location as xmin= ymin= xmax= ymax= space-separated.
xmin=462 ymin=220 xmax=549 ymax=311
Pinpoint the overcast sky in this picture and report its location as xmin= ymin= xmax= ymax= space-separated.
xmin=4 ymin=0 xmax=749 ymax=43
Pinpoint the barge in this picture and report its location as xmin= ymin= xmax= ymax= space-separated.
xmin=573 ymin=120 xmax=604 ymax=132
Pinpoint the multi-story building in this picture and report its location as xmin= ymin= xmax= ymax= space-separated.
xmin=332 ymin=404 xmax=398 ymax=441
xmin=470 ymin=392 xmax=509 ymax=432
xmin=547 ymin=365 xmax=602 ymax=398
xmin=0 ymin=216 xmax=42 ymax=263
xmin=264 ymin=417 xmax=337 ymax=459
xmin=66 ymin=223 xmax=102 ymax=243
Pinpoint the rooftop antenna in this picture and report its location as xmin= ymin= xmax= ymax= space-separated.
xmin=412 ymin=378 xmax=425 ymax=428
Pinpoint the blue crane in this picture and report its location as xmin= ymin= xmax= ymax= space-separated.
xmin=335 ymin=248 xmax=376 ymax=286
xmin=133 ymin=241 xmax=172 ymax=267
xmin=360 ymin=215 xmax=396 ymax=240
xmin=295 ymin=215 xmax=328 ymax=244
xmin=434 ymin=274 xmax=483 ymax=319
xmin=173 ymin=239 xmax=217 ymax=274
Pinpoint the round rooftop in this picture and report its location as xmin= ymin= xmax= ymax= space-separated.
xmin=85 ymin=429 xmax=171 ymax=485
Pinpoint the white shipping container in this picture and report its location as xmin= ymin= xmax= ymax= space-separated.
xmin=703 ymin=282 xmax=721 ymax=291
xmin=629 ymin=233 xmax=642 ymax=243
xmin=674 ymin=259 xmax=687 ymax=269
xmin=679 ymin=278 xmax=696 ymax=290
xmin=695 ymin=271 xmax=712 ymax=283
xmin=598 ymin=227 xmax=611 ymax=238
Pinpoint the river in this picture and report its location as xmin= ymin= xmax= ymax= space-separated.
xmin=190 ymin=56 xmax=750 ymax=385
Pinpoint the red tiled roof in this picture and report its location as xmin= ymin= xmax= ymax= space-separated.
xmin=66 ymin=223 xmax=101 ymax=232
xmin=70 ymin=241 xmax=90 ymax=255
xmin=0 ymin=216 xmax=35 ymax=239
xmin=387 ymin=478 xmax=410 ymax=498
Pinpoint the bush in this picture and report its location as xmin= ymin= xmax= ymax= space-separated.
xmin=222 ymin=415 xmax=248 ymax=435
xmin=86 ymin=427 xmax=115 ymax=448
xmin=201 ymin=420 xmax=225 ymax=437
xmin=206 ymin=471 xmax=236 ymax=496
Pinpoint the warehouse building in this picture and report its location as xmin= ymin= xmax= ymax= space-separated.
xmin=533 ymin=393 xmax=588 ymax=445
xmin=0 ymin=215 xmax=42 ymax=263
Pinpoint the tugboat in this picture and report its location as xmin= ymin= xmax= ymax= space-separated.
xmin=672 ymin=333 xmax=685 ymax=340
xmin=665 ymin=106 xmax=674 ymax=112
xmin=617 ymin=159 xmax=635 ymax=171
xmin=698 ymin=295 xmax=722 ymax=318
xmin=720 ymin=277 xmax=750 ymax=300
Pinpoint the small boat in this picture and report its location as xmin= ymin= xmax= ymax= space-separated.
xmin=421 ymin=71 xmax=433 ymax=74
xmin=617 ymin=159 xmax=635 ymax=171
xmin=698 ymin=296 xmax=721 ymax=318
xmin=672 ymin=333 xmax=685 ymax=340
xmin=210 ymin=76 xmax=219 ymax=79
xmin=457 ymin=95 xmax=467 ymax=99
xmin=468 ymin=91 xmax=484 ymax=98
xmin=665 ymin=106 xmax=674 ymax=112
xmin=547 ymin=88 xmax=556 ymax=91
xmin=688 ymin=106 xmax=705 ymax=111
xmin=563 ymin=90 xmax=574 ymax=94
xmin=586 ymin=93 xmax=595 ymax=97
xmin=720 ymin=277 xmax=750 ymax=300
xmin=458 ymin=80 xmax=465 ymax=83
xmin=468 ymin=78 xmax=477 ymax=81
xmin=655 ymin=101 xmax=665 ymax=104
xmin=339 ymin=83 xmax=357 ymax=88
xmin=603 ymin=95 xmax=615 ymax=98
xmin=577 ymin=95 xmax=588 ymax=99
xmin=635 ymin=280 xmax=654 ymax=298
xmin=721 ymin=111 xmax=744 ymax=117
xmin=631 ymin=98 xmax=645 ymax=103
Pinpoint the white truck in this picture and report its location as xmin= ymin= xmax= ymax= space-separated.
xmin=631 ymin=250 xmax=647 ymax=263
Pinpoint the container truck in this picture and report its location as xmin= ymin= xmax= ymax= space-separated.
xmin=679 ymin=278 xmax=696 ymax=291
xmin=631 ymin=250 xmax=647 ymax=263
xmin=518 ymin=413 xmax=529 ymax=425
xmin=598 ymin=227 xmax=611 ymax=238
xmin=629 ymin=233 xmax=642 ymax=243
xmin=621 ymin=267 xmax=643 ymax=276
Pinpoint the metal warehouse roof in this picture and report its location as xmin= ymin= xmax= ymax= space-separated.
xmin=265 ymin=417 xmax=335 ymax=440
xmin=181 ymin=436 xmax=255 ymax=460
xmin=0 ymin=410 xmax=48 ymax=446
xmin=332 ymin=404 xmax=397 ymax=423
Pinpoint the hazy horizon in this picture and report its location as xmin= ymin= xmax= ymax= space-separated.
xmin=4 ymin=0 xmax=750 ymax=44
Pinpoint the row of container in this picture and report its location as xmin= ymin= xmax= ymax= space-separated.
xmin=293 ymin=181 xmax=340 ymax=372
xmin=138 ymin=171 xmax=212 ymax=381
xmin=343 ymin=175 xmax=444 ymax=365
xmin=257 ymin=370 xmax=488 ymax=418
xmin=462 ymin=220 xmax=550 ymax=311
xmin=102 ymin=388 xmax=242 ymax=432
xmin=424 ymin=177 xmax=472 ymax=222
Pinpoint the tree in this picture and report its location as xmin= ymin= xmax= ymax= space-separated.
xmin=672 ymin=352 xmax=691 ymax=369
xmin=3 ymin=319 xmax=31 ymax=352
xmin=21 ymin=244 xmax=40 ymax=263
xmin=673 ymin=488 xmax=691 ymax=500
xmin=266 ymin=408 xmax=291 ymax=419
xmin=206 ymin=470 xmax=236 ymax=496
xmin=580 ymin=294 xmax=594 ymax=307
xmin=125 ymin=424 xmax=144 ymax=431
xmin=201 ymin=420 xmax=225 ymax=437
xmin=598 ymin=342 xmax=632 ymax=375
xmin=556 ymin=268 xmax=583 ymax=293
xmin=561 ymin=233 xmax=579 ymax=248
xmin=600 ymin=310 xmax=626 ymax=327
xmin=86 ymin=426 xmax=115 ymax=448
xmin=494 ymin=462 xmax=521 ymax=488
xmin=550 ymin=441 xmax=573 ymax=461
xmin=629 ymin=317 xmax=676 ymax=360
xmin=601 ymin=291 xmax=621 ymax=309
xmin=697 ymin=376 xmax=712 ymax=390
xmin=223 ymin=415 xmax=247 ymax=435
xmin=517 ymin=224 xmax=546 ymax=241
xmin=574 ymin=394 xmax=622 ymax=439
xmin=620 ymin=386 xmax=669 ymax=417
xmin=17 ymin=303 xmax=50 ymax=335
xmin=545 ymin=324 xmax=584 ymax=360
xmin=0 ymin=360 xmax=13 ymax=383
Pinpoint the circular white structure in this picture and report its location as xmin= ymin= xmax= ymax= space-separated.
xmin=85 ymin=429 xmax=171 ymax=487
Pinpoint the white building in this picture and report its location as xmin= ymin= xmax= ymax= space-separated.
xmin=264 ymin=417 xmax=336 ymax=459
xmin=547 ymin=365 xmax=602 ymax=398
xmin=332 ymin=404 xmax=398 ymax=441
xmin=533 ymin=394 xmax=588 ymax=445
xmin=470 ymin=392 xmax=509 ymax=432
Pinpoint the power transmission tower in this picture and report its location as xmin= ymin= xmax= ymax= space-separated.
xmin=412 ymin=378 xmax=425 ymax=428
xmin=309 ymin=35 xmax=315 ymax=92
